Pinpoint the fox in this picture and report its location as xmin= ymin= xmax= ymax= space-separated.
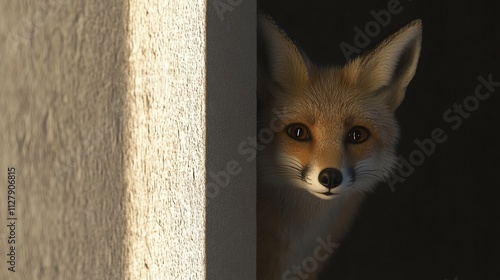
xmin=257 ymin=13 xmax=422 ymax=280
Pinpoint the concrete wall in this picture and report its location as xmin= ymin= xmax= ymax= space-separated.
xmin=126 ymin=0 xmax=207 ymax=279
xmin=0 ymin=0 xmax=255 ymax=279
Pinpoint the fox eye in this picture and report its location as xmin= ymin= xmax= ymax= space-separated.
xmin=286 ymin=123 xmax=311 ymax=141
xmin=347 ymin=126 xmax=369 ymax=144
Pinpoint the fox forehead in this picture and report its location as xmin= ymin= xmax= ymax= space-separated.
xmin=275 ymin=71 xmax=385 ymax=126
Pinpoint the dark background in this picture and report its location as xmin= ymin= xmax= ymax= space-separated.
xmin=257 ymin=0 xmax=500 ymax=279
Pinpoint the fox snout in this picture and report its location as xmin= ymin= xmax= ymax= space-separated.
xmin=318 ymin=168 xmax=343 ymax=190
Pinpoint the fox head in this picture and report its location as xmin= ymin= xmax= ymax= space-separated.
xmin=257 ymin=14 xmax=422 ymax=200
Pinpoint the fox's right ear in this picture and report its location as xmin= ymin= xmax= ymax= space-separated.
xmin=258 ymin=13 xmax=310 ymax=102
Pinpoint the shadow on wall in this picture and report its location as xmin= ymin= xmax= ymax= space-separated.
xmin=0 ymin=1 xmax=130 ymax=278
xmin=205 ymin=0 xmax=257 ymax=279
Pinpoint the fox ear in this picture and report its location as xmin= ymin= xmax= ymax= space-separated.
xmin=353 ymin=20 xmax=422 ymax=110
xmin=258 ymin=13 xmax=310 ymax=98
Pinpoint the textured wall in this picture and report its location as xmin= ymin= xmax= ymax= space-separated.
xmin=126 ymin=0 xmax=207 ymax=279
xmin=0 ymin=1 xmax=129 ymax=279
xmin=205 ymin=0 xmax=257 ymax=279
xmin=0 ymin=1 xmax=255 ymax=278
xmin=0 ymin=0 xmax=214 ymax=279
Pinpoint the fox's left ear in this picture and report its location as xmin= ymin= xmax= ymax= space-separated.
xmin=351 ymin=20 xmax=422 ymax=110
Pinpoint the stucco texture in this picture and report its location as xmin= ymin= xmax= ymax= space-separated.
xmin=127 ymin=0 xmax=206 ymax=279
xmin=0 ymin=0 xmax=206 ymax=279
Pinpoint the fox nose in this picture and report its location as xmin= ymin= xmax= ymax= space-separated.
xmin=318 ymin=168 xmax=343 ymax=189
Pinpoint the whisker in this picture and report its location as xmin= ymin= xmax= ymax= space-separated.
xmin=258 ymin=155 xmax=309 ymax=184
